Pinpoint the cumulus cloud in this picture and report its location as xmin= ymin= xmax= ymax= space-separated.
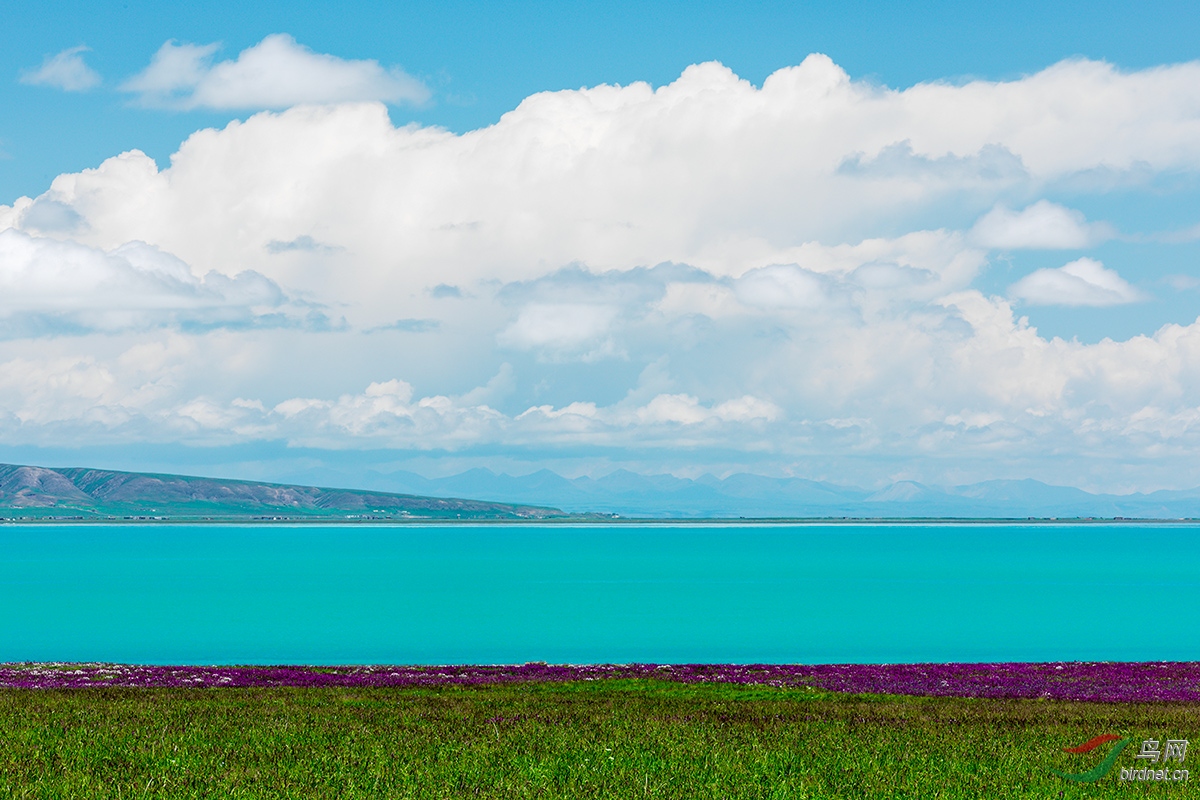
xmin=7 ymin=54 xmax=1200 ymax=488
xmin=10 ymin=279 xmax=1200 ymax=490
xmin=734 ymin=265 xmax=829 ymax=309
xmin=8 ymin=287 xmax=1200 ymax=457
xmin=498 ymin=303 xmax=620 ymax=360
xmin=267 ymin=380 xmax=782 ymax=449
xmin=634 ymin=394 xmax=781 ymax=425
xmin=971 ymin=200 xmax=1110 ymax=249
xmin=20 ymin=46 xmax=101 ymax=92
xmin=1008 ymin=258 xmax=1145 ymax=307
xmin=0 ymin=229 xmax=313 ymax=334
xmin=7 ymin=55 xmax=1200 ymax=315
xmin=121 ymin=34 xmax=429 ymax=110
xmin=655 ymin=282 xmax=742 ymax=319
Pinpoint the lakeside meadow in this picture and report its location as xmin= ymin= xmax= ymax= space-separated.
xmin=2 ymin=663 xmax=1197 ymax=798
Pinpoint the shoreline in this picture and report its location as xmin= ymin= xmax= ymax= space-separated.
xmin=5 ymin=661 xmax=1199 ymax=702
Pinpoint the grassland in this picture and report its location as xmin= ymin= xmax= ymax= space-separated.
xmin=1 ymin=679 xmax=1195 ymax=798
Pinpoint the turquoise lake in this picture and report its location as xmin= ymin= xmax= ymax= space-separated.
xmin=3 ymin=523 xmax=1198 ymax=665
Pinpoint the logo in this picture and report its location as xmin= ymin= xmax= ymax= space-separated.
xmin=1052 ymin=734 xmax=1131 ymax=782
xmin=1052 ymin=734 xmax=1189 ymax=783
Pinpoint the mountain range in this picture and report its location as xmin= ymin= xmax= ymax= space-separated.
xmin=4 ymin=461 xmax=1200 ymax=520
xmin=306 ymin=467 xmax=1200 ymax=519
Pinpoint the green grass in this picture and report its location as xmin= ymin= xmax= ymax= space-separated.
xmin=1 ymin=680 xmax=1194 ymax=798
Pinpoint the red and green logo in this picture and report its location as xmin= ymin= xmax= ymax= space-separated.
xmin=1051 ymin=734 xmax=1131 ymax=782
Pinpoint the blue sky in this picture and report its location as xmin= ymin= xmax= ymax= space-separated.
xmin=3 ymin=1 xmax=1200 ymax=492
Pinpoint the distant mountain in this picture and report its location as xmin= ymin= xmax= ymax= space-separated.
xmin=367 ymin=469 xmax=1200 ymax=519
xmin=5 ymin=461 xmax=1198 ymax=520
xmin=0 ymin=464 xmax=567 ymax=520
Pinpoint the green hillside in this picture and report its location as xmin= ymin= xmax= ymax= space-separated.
xmin=0 ymin=463 xmax=566 ymax=521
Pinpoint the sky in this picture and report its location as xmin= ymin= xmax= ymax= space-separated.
xmin=3 ymin=0 xmax=1200 ymax=493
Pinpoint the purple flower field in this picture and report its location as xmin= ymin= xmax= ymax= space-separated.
xmin=3 ymin=661 xmax=1199 ymax=702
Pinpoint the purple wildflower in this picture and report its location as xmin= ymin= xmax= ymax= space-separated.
xmin=1 ymin=661 xmax=1198 ymax=702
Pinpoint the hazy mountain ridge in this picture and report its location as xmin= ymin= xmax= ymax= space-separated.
xmin=3 ymin=461 xmax=1197 ymax=520
xmin=369 ymin=469 xmax=1200 ymax=519
xmin=0 ymin=464 xmax=566 ymax=520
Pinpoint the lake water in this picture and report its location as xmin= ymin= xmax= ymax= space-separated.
xmin=3 ymin=523 xmax=1198 ymax=665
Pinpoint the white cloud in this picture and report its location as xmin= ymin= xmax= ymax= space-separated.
xmin=1009 ymin=257 xmax=1145 ymax=307
xmin=734 ymin=265 xmax=828 ymax=309
xmin=10 ymin=54 xmax=1194 ymax=323
xmin=9 ymin=285 xmax=1200 ymax=490
xmin=1164 ymin=274 xmax=1200 ymax=290
xmin=634 ymin=394 xmax=781 ymax=425
xmin=122 ymin=34 xmax=429 ymax=110
xmin=0 ymin=229 xmax=311 ymax=334
xmin=121 ymin=41 xmax=219 ymax=99
xmin=7 ymin=55 xmax=1200 ymax=489
xmin=20 ymin=46 xmax=101 ymax=92
xmin=498 ymin=303 xmax=620 ymax=360
xmin=971 ymin=200 xmax=1109 ymax=249
xmin=0 ymin=356 xmax=119 ymax=425
xmin=265 ymin=383 xmax=784 ymax=449
xmin=270 ymin=379 xmax=506 ymax=447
